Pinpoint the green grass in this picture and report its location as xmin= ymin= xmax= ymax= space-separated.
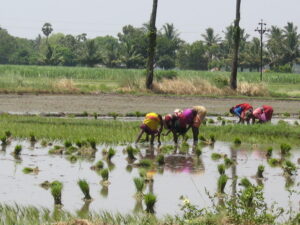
xmin=1 ymin=65 xmax=300 ymax=98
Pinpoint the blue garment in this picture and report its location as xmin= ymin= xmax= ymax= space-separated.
xmin=233 ymin=106 xmax=242 ymax=117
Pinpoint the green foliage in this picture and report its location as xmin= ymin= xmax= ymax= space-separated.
xmin=156 ymin=154 xmax=165 ymax=165
xmin=217 ymin=164 xmax=226 ymax=175
xmin=207 ymin=118 xmax=215 ymax=124
xmin=126 ymin=145 xmax=138 ymax=160
xmin=180 ymin=141 xmax=189 ymax=153
xmin=100 ymin=168 xmax=109 ymax=181
xmin=217 ymin=175 xmax=228 ymax=193
xmin=14 ymin=145 xmax=22 ymax=155
xmin=64 ymin=140 xmax=72 ymax=148
xmin=1 ymin=136 xmax=7 ymax=145
xmin=195 ymin=146 xmax=202 ymax=157
xmin=29 ymin=133 xmax=36 ymax=142
xmin=268 ymin=158 xmax=281 ymax=167
xmin=87 ymin=138 xmax=96 ymax=149
xmin=283 ymin=112 xmax=291 ymax=117
xmin=107 ymin=148 xmax=116 ymax=161
xmin=108 ymin=112 xmax=119 ymax=120
xmin=280 ymin=143 xmax=291 ymax=156
xmin=266 ymin=147 xmax=273 ymax=158
xmin=50 ymin=180 xmax=63 ymax=205
xmin=133 ymin=177 xmax=145 ymax=193
xmin=240 ymin=178 xmax=252 ymax=188
xmin=138 ymin=159 xmax=152 ymax=168
xmin=22 ymin=167 xmax=34 ymax=174
xmin=234 ymin=137 xmax=241 ymax=145
xmin=224 ymin=157 xmax=234 ymax=168
xmin=256 ymin=165 xmax=265 ymax=178
xmin=78 ymin=179 xmax=92 ymax=200
xmin=211 ymin=153 xmax=222 ymax=161
xmin=144 ymin=193 xmax=157 ymax=213
xmin=5 ymin=130 xmax=12 ymax=138
xmin=94 ymin=160 xmax=104 ymax=170
xmin=282 ymin=160 xmax=297 ymax=176
xmin=155 ymin=70 xmax=178 ymax=81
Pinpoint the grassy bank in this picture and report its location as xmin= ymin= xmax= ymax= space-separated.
xmin=0 ymin=114 xmax=299 ymax=145
xmin=0 ymin=65 xmax=300 ymax=97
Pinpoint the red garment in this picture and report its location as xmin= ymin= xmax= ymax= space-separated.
xmin=235 ymin=103 xmax=253 ymax=119
xmin=262 ymin=105 xmax=273 ymax=121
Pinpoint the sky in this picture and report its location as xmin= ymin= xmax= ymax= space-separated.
xmin=0 ymin=0 xmax=299 ymax=43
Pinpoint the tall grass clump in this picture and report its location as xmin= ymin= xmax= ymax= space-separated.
xmin=144 ymin=193 xmax=157 ymax=213
xmin=14 ymin=145 xmax=22 ymax=156
xmin=50 ymin=181 xmax=63 ymax=205
xmin=78 ymin=179 xmax=92 ymax=200
xmin=218 ymin=164 xmax=226 ymax=175
xmin=133 ymin=177 xmax=145 ymax=194
xmin=217 ymin=175 xmax=228 ymax=194
xmin=268 ymin=158 xmax=281 ymax=167
xmin=256 ymin=165 xmax=265 ymax=178
xmin=5 ymin=130 xmax=12 ymax=138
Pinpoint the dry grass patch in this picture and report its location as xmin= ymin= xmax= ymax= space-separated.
xmin=53 ymin=79 xmax=79 ymax=92
xmin=236 ymin=82 xmax=269 ymax=96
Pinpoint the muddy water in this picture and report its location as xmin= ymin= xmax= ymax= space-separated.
xmin=0 ymin=140 xmax=299 ymax=218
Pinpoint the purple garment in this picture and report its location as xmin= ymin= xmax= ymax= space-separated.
xmin=182 ymin=109 xmax=194 ymax=125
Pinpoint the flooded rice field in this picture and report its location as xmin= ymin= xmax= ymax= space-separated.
xmin=0 ymin=139 xmax=299 ymax=217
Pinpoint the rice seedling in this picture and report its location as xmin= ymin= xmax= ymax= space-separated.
xmin=91 ymin=160 xmax=104 ymax=170
xmin=282 ymin=160 xmax=297 ymax=176
xmin=93 ymin=112 xmax=98 ymax=120
xmin=209 ymin=134 xmax=216 ymax=143
xmin=14 ymin=145 xmax=22 ymax=156
xmin=234 ymin=138 xmax=241 ymax=145
xmin=217 ymin=175 xmax=228 ymax=194
xmin=64 ymin=140 xmax=72 ymax=148
xmin=87 ymin=138 xmax=96 ymax=149
xmin=100 ymin=168 xmax=109 ymax=181
xmin=240 ymin=178 xmax=252 ymax=188
xmin=135 ymin=111 xmax=145 ymax=117
xmin=82 ymin=111 xmax=89 ymax=117
xmin=107 ymin=148 xmax=116 ymax=161
xmin=75 ymin=140 xmax=83 ymax=148
xmin=217 ymin=116 xmax=223 ymax=121
xmin=256 ymin=165 xmax=265 ymax=178
xmin=159 ymin=145 xmax=174 ymax=154
xmin=268 ymin=158 xmax=281 ymax=167
xmin=144 ymin=193 xmax=157 ymax=213
xmin=67 ymin=155 xmax=78 ymax=163
xmin=156 ymin=154 xmax=165 ymax=165
xmin=139 ymin=168 xmax=147 ymax=178
xmin=218 ymin=164 xmax=226 ymax=175
xmin=294 ymin=121 xmax=299 ymax=126
xmin=1 ymin=136 xmax=7 ymax=146
xmin=108 ymin=112 xmax=118 ymax=120
xmin=50 ymin=181 xmax=63 ymax=205
xmin=133 ymin=177 xmax=145 ymax=194
xmin=5 ymin=130 xmax=12 ymax=138
xmin=195 ymin=146 xmax=202 ymax=157
xmin=22 ymin=167 xmax=34 ymax=174
xmin=126 ymin=145 xmax=138 ymax=161
xmin=211 ymin=153 xmax=222 ymax=161
xmin=199 ymin=135 xmax=207 ymax=142
xmin=41 ymin=139 xmax=48 ymax=147
xmin=280 ymin=143 xmax=291 ymax=156
xmin=29 ymin=132 xmax=37 ymax=142
xmin=208 ymin=118 xmax=215 ymax=124
xmin=224 ymin=157 xmax=234 ymax=168
xmin=221 ymin=120 xmax=226 ymax=126
xmin=40 ymin=180 xmax=51 ymax=189
xmin=283 ymin=112 xmax=290 ymax=117
xmin=48 ymin=145 xmax=64 ymax=155
xmin=180 ymin=141 xmax=189 ymax=153
xmin=65 ymin=146 xmax=78 ymax=155
xmin=138 ymin=159 xmax=153 ymax=168
xmin=266 ymin=147 xmax=273 ymax=158
xmin=78 ymin=179 xmax=92 ymax=200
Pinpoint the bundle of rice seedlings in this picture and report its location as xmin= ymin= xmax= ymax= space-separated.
xmin=50 ymin=181 xmax=63 ymax=205
xmin=256 ymin=165 xmax=265 ymax=178
xmin=144 ymin=193 xmax=157 ymax=213
xmin=78 ymin=179 xmax=92 ymax=200
xmin=217 ymin=175 xmax=228 ymax=194
xmin=156 ymin=154 xmax=165 ymax=165
xmin=218 ymin=164 xmax=226 ymax=175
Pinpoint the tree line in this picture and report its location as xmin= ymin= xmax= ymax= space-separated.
xmin=0 ymin=21 xmax=299 ymax=73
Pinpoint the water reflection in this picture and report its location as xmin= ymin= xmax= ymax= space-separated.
xmin=77 ymin=200 xmax=91 ymax=218
xmin=133 ymin=198 xmax=143 ymax=213
xmin=100 ymin=186 xmax=109 ymax=198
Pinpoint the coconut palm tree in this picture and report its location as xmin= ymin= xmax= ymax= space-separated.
xmin=146 ymin=0 xmax=158 ymax=89
xmin=266 ymin=26 xmax=284 ymax=69
xmin=42 ymin=23 xmax=53 ymax=44
xmin=282 ymin=22 xmax=300 ymax=66
xmin=202 ymin=28 xmax=221 ymax=46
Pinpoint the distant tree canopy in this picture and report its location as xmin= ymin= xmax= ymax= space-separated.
xmin=0 ymin=22 xmax=299 ymax=72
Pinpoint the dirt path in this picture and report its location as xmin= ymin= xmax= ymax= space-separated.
xmin=0 ymin=94 xmax=299 ymax=115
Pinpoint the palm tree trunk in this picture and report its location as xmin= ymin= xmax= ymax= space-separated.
xmin=230 ymin=0 xmax=242 ymax=90
xmin=146 ymin=0 xmax=158 ymax=89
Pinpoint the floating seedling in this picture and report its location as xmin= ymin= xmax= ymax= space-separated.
xmin=218 ymin=164 xmax=226 ymax=175
xmin=50 ymin=181 xmax=63 ymax=205
xmin=29 ymin=133 xmax=37 ymax=142
xmin=224 ymin=157 xmax=234 ymax=168
xmin=40 ymin=181 xmax=51 ymax=189
xmin=266 ymin=147 xmax=273 ymax=158
xmin=282 ymin=160 xmax=297 ymax=176
xmin=78 ymin=179 xmax=92 ymax=201
xmin=49 ymin=145 xmax=64 ymax=155
xmin=144 ymin=193 xmax=157 ymax=213
xmin=133 ymin=177 xmax=145 ymax=196
xmin=100 ymin=169 xmax=110 ymax=186
xmin=268 ymin=158 xmax=281 ymax=167
xmin=208 ymin=118 xmax=215 ymax=124
xmin=280 ymin=143 xmax=292 ymax=156
xmin=23 ymin=167 xmax=40 ymax=174
xmin=138 ymin=159 xmax=153 ymax=168
xmin=217 ymin=175 xmax=228 ymax=194
xmin=91 ymin=160 xmax=104 ymax=171
xmin=106 ymin=148 xmax=116 ymax=161
xmin=13 ymin=145 xmax=22 ymax=156
xmin=211 ymin=153 xmax=222 ymax=161
xmin=156 ymin=154 xmax=165 ymax=165
xmin=240 ymin=178 xmax=252 ymax=188
xmin=233 ymin=138 xmax=241 ymax=145
xmin=256 ymin=165 xmax=265 ymax=178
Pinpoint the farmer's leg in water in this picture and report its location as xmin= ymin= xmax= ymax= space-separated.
xmin=192 ymin=127 xmax=199 ymax=145
xmin=150 ymin=134 xmax=155 ymax=145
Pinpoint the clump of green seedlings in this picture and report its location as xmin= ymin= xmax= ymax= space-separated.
xmin=283 ymin=112 xmax=290 ymax=117
xmin=5 ymin=130 xmax=12 ymax=138
xmin=133 ymin=177 xmax=145 ymax=197
xmin=100 ymin=168 xmax=110 ymax=185
xmin=135 ymin=111 xmax=145 ymax=117
xmin=208 ymin=118 xmax=215 ymax=124
xmin=139 ymin=168 xmax=147 ymax=179
xmin=159 ymin=145 xmax=174 ymax=154
xmin=224 ymin=157 xmax=234 ymax=168
xmin=209 ymin=134 xmax=216 ymax=143
xmin=199 ymin=135 xmax=206 ymax=142
xmin=217 ymin=175 xmax=228 ymax=194
xmin=50 ymin=181 xmax=63 ymax=205
xmin=48 ymin=145 xmax=64 ymax=155
xmin=256 ymin=165 xmax=265 ymax=178
xmin=82 ymin=111 xmax=89 ymax=117
xmin=106 ymin=148 xmax=116 ymax=161
xmin=22 ymin=167 xmax=34 ymax=174
xmin=194 ymin=146 xmax=202 ymax=158
xmin=67 ymin=155 xmax=78 ymax=163
xmin=180 ymin=141 xmax=189 ymax=153
xmin=211 ymin=153 xmax=222 ymax=161
xmin=217 ymin=116 xmax=223 ymax=121
xmin=108 ymin=112 xmax=119 ymax=120
xmin=64 ymin=146 xmax=78 ymax=155
xmin=1 ymin=136 xmax=7 ymax=146
xmin=266 ymin=147 xmax=273 ymax=158
xmin=13 ymin=145 xmax=22 ymax=156
xmin=91 ymin=160 xmax=104 ymax=171
xmin=126 ymin=145 xmax=138 ymax=161
xmin=218 ymin=164 xmax=226 ymax=175
xmin=156 ymin=154 xmax=165 ymax=165
xmin=41 ymin=139 xmax=48 ymax=147
xmin=221 ymin=120 xmax=226 ymax=126
xmin=64 ymin=140 xmax=72 ymax=148
xmin=87 ymin=138 xmax=96 ymax=149
xmin=280 ymin=143 xmax=292 ymax=156
xmin=93 ymin=112 xmax=98 ymax=120
xmin=268 ymin=158 xmax=281 ymax=167
xmin=78 ymin=179 xmax=92 ymax=201
xmin=29 ymin=133 xmax=37 ymax=142
xmin=240 ymin=178 xmax=252 ymax=188
xmin=138 ymin=159 xmax=153 ymax=168
xmin=75 ymin=140 xmax=83 ymax=148
xmin=144 ymin=193 xmax=157 ymax=213
xmin=234 ymin=137 xmax=241 ymax=145
xmin=40 ymin=181 xmax=51 ymax=189
xmin=282 ymin=160 xmax=297 ymax=176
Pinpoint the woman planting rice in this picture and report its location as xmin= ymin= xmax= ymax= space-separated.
xmin=136 ymin=112 xmax=163 ymax=145
xmin=251 ymin=105 xmax=274 ymax=123
xmin=230 ymin=103 xmax=253 ymax=124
